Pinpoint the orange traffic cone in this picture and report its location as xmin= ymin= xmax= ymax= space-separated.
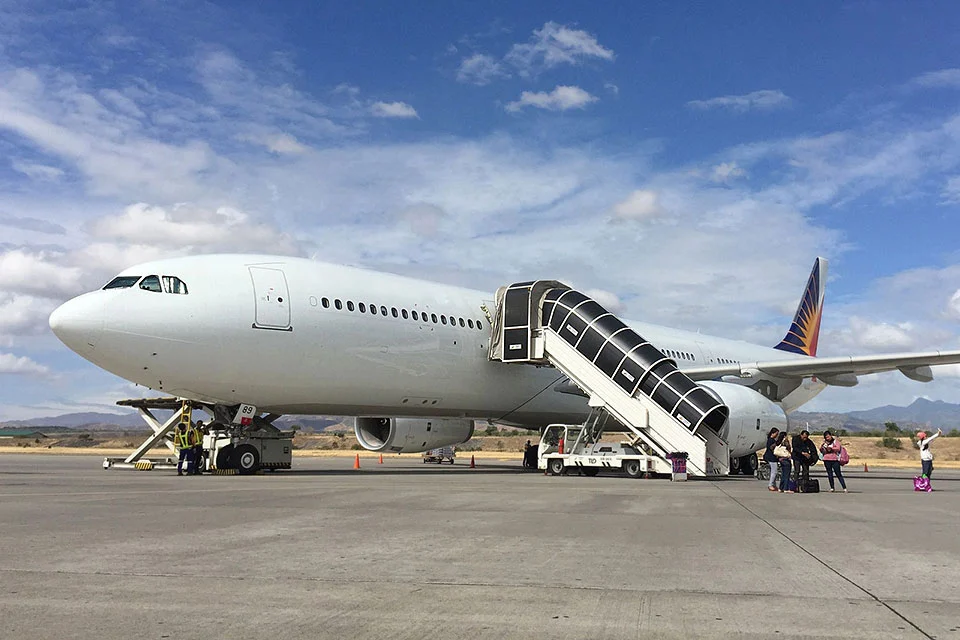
xmin=469 ymin=455 xmax=475 ymax=468
xmin=353 ymin=454 xmax=361 ymax=470
xmin=379 ymin=453 xmax=383 ymax=464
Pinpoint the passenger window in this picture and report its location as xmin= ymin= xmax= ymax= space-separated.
xmin=359 ymin=302 xmax=366 ymax=313
xmin=380 ymin=306 xmax=387 ymax=316
xmin=347 ymin=301 xmax=355 ymax=312
xmin=139 ymin=275 xmax=162 ymax=293
xmin=370 ymin=304 xmax=378 ymax=315
xmin=401 ymin=309 xmax=408 ymax=319
xmin=476 ymin=320 xmax=483 ymax=330
xmin=335 ymin=299 xmax=343 ymax=310
xmin=431 ymin=313 xmax=438 ymax=323
xmin=459 ymin=318 xmax=465 ymax=328
xmin=391 ymin=307 xmax=398 ymax=318
xmin=467 ymin=319 xmax=474 ymax=329
xmin=441 ymin=315 xmax=447 ymax=325
xmin=412 ymin=310 xmax=419 ymax=321
xmin=103 ymin=275 xmax=141 ymax=290
xmin=322 ymin=297 xmax=330 ymax=308
xmin=161 ymin=276 xmax=188 ymax=294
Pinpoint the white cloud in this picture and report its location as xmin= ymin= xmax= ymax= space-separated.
xmin=0 ymin=213 xmax=65 ymax=234
xmin=370 ymin=101 xmax=418 ymax=118
xmin=946 ymin=289 xmax=960 ymax=320
xmin=584 ymin=288 xmax=623 ymax=313
xmin=710 ymin=162 xmax=746 ymax=182
xmin=909 ymin=68 xmax=960 ymax=89
xmin=0 ymin=294 xmax=59 ymax=338
xmin=611 ymin=189 xmax=663 ymax=221
xmin=687 ymin=89 xmax=791 ymax=112
xmin=456 ymin=22 xmax=613 ymax=85
xmin=11 ymin=159 xmax=64 ymax=181
xmin=456 ymin=54 xmax=507 ymax=85
xmin=504 ymin=21 xmax=614 ymax=76
xmin=0 ymin=352 xmax=50 ymax=377
xmin=84 ymin=203 xmax=303 ymax=256
xmin=505 ymin=85 xmax=597 ymax=113
xmin=943 ymin=175 xmax=960 ymax=202
xmin=0 ymin=67 xmax=217 ymax=201
xmin=603 ymin=82 xmax=619 ymax=95
xmin=0 ymin=249 xmax=83 ymax=298
xmin=840 ymin=317 xmax=918 ymax=351
xmin=239 ymin=131 xmax=308 ymax=154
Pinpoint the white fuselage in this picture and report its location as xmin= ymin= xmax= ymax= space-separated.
xmin=49 ymin=254 xmax=819 ymax=428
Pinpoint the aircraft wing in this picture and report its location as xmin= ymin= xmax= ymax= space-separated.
xmin=682 ymin=350 xmax=960 ymax=386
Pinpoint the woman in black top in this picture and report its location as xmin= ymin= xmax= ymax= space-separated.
xmin=762 ymin=427 xmax=781 ymax=492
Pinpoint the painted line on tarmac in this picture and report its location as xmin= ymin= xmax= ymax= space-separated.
xmin=711 ymin=481 xmax=935 ymax=640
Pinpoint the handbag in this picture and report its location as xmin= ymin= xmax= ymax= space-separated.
xmin=773 ymin=445 xmax=790 ymax=458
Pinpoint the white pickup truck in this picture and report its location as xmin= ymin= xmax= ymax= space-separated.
xmin=422 ymin=446 xmax=456 ymax=464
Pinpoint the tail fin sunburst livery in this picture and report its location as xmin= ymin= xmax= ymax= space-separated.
xmin=774 ymin=257 xmax=827 ymax=357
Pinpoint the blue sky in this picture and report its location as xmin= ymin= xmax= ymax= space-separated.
xmin=2 ymin=0 xmax=960 ymax=419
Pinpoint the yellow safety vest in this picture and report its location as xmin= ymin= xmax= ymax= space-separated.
xmin=176 ymin=429 xmax=190 ymax=449
xmin=188 ymin=427 xmax=201 ymax=447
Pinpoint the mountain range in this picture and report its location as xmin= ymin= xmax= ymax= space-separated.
xmin=0 ymin=411 xmax=344 ymax=432
xmin=3 ymin=398 xmax=959 ymax=433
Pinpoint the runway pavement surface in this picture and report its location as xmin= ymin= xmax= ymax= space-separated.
xmin=0 ymin=454 xmax=957 ymax=639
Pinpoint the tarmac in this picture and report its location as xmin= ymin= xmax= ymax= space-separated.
xmin=0 ymin=454 xmax=957 ymax=640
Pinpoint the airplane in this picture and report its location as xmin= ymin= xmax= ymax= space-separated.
xmin=48 ymin=254 xmax=960 ymax=473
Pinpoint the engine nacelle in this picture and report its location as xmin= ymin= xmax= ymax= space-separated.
xmin=354 ymin=417 xmax=475 ymax=454
xmin=699 ymin=381 xmax=788 ymax=457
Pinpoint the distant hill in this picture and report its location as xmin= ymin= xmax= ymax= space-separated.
xmin=0 ymin=411 xmax=346 ymax=432
xmin=792 ymin=398 xmax=960 ymax=433
xmin=0 ymin=412 xmax=146 ymax=429
xmin=4 ymin=398 xmax=958 ymax=433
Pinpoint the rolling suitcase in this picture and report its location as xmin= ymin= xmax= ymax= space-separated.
xmin=803 ymin=479 xmax=820 ymax=493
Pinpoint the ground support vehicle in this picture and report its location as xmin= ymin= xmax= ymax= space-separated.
xmin=422 ymin=446 xmax=456 ymax=464
xmin=537 ymin=421 xmax=666 ymax=478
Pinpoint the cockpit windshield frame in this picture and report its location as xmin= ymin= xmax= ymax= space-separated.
xmin=102 ymin=276 xmax=142 ymax=290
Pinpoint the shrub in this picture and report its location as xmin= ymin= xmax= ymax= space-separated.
xmin=878 ymin=436 xmax=902 ymax=450
xmin=350 ymin=443 xmax=362 ymax=450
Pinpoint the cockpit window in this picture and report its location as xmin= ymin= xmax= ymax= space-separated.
xmin=103 ymin=276 xmax=141 ymax=290
xmin=139 ymin=275 xmax=163 ymax=293
xmin=162 ymin=276 xmax=188 ymax=295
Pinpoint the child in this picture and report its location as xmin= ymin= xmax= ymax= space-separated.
xmin=916 ymin=429 xmax=943 ymax=481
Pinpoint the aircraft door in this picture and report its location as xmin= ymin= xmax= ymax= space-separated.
xmin=249 ymin=266 xmax=292 ymax=330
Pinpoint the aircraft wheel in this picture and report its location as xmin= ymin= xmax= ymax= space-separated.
xmin=623 ymin=460 xmax=643 ymax=478
xmin=742 ymin=455 xmax=759 ymax=475
xmin=234 ymin=444 xmax=260 ymax=475
xmin=729 ymin=455 xmax=742 ymax=475
xmin=215 ymin=444 xmax=235 ymax=470
xmin=548 ymin=458 xmax=565 ymax=476
xmin=582 ymin=467 xmax=599 ymax=477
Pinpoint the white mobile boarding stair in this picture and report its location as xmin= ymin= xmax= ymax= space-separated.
xmin=489 ymin=281 xmax=730 ymax=477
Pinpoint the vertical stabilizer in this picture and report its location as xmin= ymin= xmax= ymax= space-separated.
xmin=774 ymin=257 xmax=828 ymax=357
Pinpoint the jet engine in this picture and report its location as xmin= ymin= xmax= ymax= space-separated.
xmin=354 ymin=417 xmax=475 ymax=454
xmin=698 ymin=381 xmax=789 ymax=474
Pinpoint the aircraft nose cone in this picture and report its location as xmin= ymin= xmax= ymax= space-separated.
xmin=49 ymin=294 xmax=104 ymax=353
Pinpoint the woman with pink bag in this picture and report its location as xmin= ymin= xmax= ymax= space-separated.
xmin=820 ymin=430 xmax=848 ymax=493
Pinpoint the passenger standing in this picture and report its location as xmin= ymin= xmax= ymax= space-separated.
xmin=820 ymin=430 xmax=848 ymax=493
xmin=175 ymin=423 xmax=192 ymax=476
xmin=776 ymin=432 xmax=793 ymax=493
xmin=762 ymin=428 xmax=781 ymax=492
xmin=917 ymin=429 xmax=943 ymax=481
xmin=792 ymin=430 xmax=818 ymax=491
xmin=191 ymin=421 xmax=205 ymax=475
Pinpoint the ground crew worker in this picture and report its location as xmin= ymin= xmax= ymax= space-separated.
xmin=191 ymin=421 xmax=205 ymax=475
xmin=176 ymin=423 xmax=193 ymax=476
